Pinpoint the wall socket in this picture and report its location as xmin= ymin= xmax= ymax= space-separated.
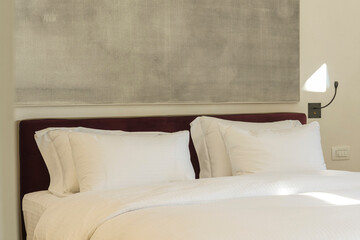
xmin=331 ymin=146 xmax=351 ymax=161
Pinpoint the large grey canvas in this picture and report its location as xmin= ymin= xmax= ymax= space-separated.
xmin=15 ymin=0 xmax=299 ymax=105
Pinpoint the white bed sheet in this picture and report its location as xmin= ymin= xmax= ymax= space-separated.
xmin=23 ymin=191 xmax=61 ymax=240
xmin=33 ymin=170 xmax=360 ymax=240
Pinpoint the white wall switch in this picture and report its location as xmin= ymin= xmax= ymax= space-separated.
xmin=331 ymin=146 xmax=351 ymax=161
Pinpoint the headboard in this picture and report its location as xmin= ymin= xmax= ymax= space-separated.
xmin=19 ymin=112 xmax=306 ymax=238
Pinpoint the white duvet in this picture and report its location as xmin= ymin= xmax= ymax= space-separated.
xmin=34 ymin=171 xmax=360 ymax=240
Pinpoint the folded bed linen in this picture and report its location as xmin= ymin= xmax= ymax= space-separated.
xmin=23 ymin=191 xmax=61 ymax=240
xmin=33 ymin=170 xmax=360 ymax=240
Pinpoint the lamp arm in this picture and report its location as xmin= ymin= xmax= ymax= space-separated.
xmin=314 ymin=81 xmax=338 ymax=110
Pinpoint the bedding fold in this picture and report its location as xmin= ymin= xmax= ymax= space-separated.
xmin=33 ymin=170 xmax=360 ymax=240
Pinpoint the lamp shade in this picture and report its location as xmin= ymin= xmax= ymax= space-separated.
xmin=303 ymin=63 xmax=330 ymax=93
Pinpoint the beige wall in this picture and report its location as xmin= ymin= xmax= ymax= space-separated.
xmin=7 ymin=0 xmax=360 ymax=237
xmin=301 ymin=0 xmax=360 ymax=171
xmin=0 ymin=0 xmax=19 ymax=239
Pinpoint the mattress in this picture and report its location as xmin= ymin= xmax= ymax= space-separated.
xmin=22 ymin=191 xmax=61 ymax=240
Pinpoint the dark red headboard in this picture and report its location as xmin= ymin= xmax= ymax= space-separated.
xmin=19 ymin=112 xmax=306 ymax=239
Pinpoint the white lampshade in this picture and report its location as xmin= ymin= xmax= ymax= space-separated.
xmin=303 ymin=63 xmax=330 ymax=93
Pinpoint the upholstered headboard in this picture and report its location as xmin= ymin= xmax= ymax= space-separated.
xmin=19 ymin=112 xmax=306 ymax=239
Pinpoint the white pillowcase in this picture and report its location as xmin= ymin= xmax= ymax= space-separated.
xmin=35 ymin=127 xmax=86 ymax=196
xmin=68 ymin=131 xmax=194 ymax=192
xmin=35 ymin=127 xmax=169 ymax=196
xmin=220 ymin=121 xmax=326 ymax=175
xmin=190 ymin=116 xmax=302 ymax=178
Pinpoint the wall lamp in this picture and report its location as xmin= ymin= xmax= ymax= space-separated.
xmin=304 ymin=64 xmax=339 ymax=118
xmin=308 ymin=81 xmax=338 ymax=118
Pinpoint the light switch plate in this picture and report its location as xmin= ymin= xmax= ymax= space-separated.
xmin=332 ymin=146 xmax=351 ymax=161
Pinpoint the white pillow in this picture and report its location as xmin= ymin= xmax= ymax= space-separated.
xmin=35 ymin=127 xmax=85 ymax=196
xmin=190 ymin=116 xmax=302 ymax=178
xmin=68 ymin=131 xmax=194 ymax=192
xmin=35 ymin=127 xmax=169 ymax=196
xmin=220 ymin=121 xmax=326 ymax=175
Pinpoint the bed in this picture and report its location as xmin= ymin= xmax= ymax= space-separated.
xmin=19 ymin=112 xmax=360 ymax=240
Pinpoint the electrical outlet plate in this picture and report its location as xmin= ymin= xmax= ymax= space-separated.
xmin=308 ymin=103 xmax=321 ymax=118
xmin=332 ymin=146 xmax=351 ymax=161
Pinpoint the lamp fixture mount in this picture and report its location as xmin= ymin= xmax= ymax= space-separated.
xmin=308 ymin=81 xmax=338 ymax=119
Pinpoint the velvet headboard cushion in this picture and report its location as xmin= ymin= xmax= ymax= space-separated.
xmin=19 ymin=112 xmax=306 ymax=238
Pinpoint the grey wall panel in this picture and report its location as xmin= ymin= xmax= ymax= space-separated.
xmin=16 ymin=0 xmax=299 ymax=105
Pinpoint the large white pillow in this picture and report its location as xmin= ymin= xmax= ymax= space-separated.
xmin=68 ymin=131 xmax=194 ymax=192
xmin=190 ymin=116 xmax=302 ymax=178
xmin=220 ymin=121 xmax=326 ymax=175
xmin=35 ymin=127 xmax=168 ymax=196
